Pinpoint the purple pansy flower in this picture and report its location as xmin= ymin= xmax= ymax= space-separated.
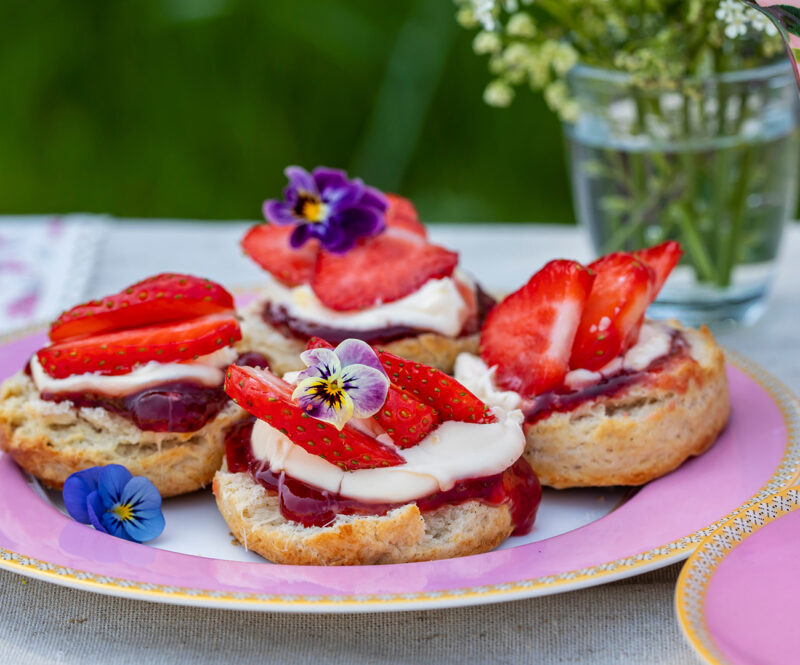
xmin=292 ymin=339 xmax=390 ymax=430
xmin=62 ymin=465 xmax=165 ymax=543
xmin=263 ymin=166 xmax=388 ymax=254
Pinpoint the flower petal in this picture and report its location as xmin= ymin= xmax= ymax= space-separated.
xmin=62 ymin=467 xmax=101 ymax=524
xmin=122 ymin=476 xmax=163 ymax=514
xmin=263 ymin=199 xmax=299 ymax=226
xmin=293 ymin=376 xmax=354 ymax=430
xmin=284 ymin=166 xmax=317 ymax=196
xmin=332 ymin=206 xmax=385 ymax=241
xmin=298 ymin=347 xmax=341 ymax=381
xmin=100 ymin=509 xmax=130 ymax=540
xmin=339 ymin=364 xmax=390 ymax=418
xmin=334 ymin=338 xmax=386 ymax=375
xmin=121 ymin=508 xmax=165 ymax=543
xmin=314 ymin=218 xmax=351 ymax=253
xmin=360 ymin=186 xmax=389 ymax=212
xmin=289 ymin=223 xmax=314 ymax=248
xmin=86 ymin=490 xmax=110 ymax=535
xmin=312 ymin=167 xmax=349 ymax=196
xmin=322 ymin=180 xmax=365 ymax=213
xmin=97 ymin=464 xmax=133 ymax=507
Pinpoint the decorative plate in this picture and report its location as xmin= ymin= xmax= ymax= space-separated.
xmin=676 ymin=485 xmax=800 ymax=665
xmin=0 ymin=326 xmax=798 ymax=613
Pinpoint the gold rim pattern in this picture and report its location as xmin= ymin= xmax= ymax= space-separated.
xmin=0 ymin=324 xmax=798 ymax=611
xmin=675 ymin=486 xmax=800 ymax=665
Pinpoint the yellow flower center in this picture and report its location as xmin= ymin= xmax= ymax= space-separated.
xmin=111 ymin=503 xmax=134 ymax=522
xmin=300 ymin=198 xmax=328 ymax=223
xmin=308 ymin=377 xmax=345 ymax=408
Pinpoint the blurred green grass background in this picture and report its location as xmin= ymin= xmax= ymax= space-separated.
xmin=0 ymin=0 xmax=572 ymax=223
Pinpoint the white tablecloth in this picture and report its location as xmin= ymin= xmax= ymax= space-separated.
xmin=2 ymin=218 xmax=798 ymax=665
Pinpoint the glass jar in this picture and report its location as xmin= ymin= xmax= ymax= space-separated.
xmin=565 ymin=60 xmax=799 ymax=324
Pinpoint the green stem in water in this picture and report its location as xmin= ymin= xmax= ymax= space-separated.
xmin=672 ymin=204 xmax=717 ymax=283
xmin=718 ymin=147 xmax=754 ymax=287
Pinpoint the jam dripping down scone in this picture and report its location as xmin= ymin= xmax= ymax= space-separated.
xmin=0 ymin=273 xmax=268 ymax=497
xmin=456 ymin=242 xmax=730 ymax=489
xmin=214 ymin=337 xmax=540 ymax=565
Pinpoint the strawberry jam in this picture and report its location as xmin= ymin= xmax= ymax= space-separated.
xmin=225 ymin=418 xmax=541 ymax=535
xmin=524 ymin=330 xmax=689 ymax=424
xmin=38 ymin=352 xmax=269 ymax=433
xmin=262 ymin=284 xmax=496 ymax=345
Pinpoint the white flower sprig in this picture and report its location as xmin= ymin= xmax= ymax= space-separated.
xmin=454 ymin=0 xmax=785 ymax=118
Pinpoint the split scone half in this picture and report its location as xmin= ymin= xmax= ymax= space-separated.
xmin=237 ymin=192 xmax=493 ymax=376
xmin=214 ymin=340 xmax=540 ymax=565
xmin=459 ymin=243 xmax=731 ymax=490
xmin=0 ymin=273 xmax=261 ymax=497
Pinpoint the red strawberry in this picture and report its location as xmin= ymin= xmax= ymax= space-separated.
xmin=374 ymin=385 xmax=441 ymax=448
xmin=312 ymin=230 xmax=459 ymax=311
xmin=306 ymin=336 xmax=334 ymax=351
xmin=569 ymin=253 xmax=655 ymax=372
xmin=480 ymin=260 xmax=595 ymax=397
xmin=386 ymin=193 xmax=427 ymax=238
xmin=241 ymin=224 xmax=318 ymax=286
xmin=377 ymin=350 xmax=494 ymax=423
xmin=633 ymin=241 xmax=682 ymax=298
xmin=38 ymin=314 xmax=242 ymax=379
xmin=49 ymin=273 xmax=235 ymax=343
xmin=224 ymin=364 xmax=404 ymax=470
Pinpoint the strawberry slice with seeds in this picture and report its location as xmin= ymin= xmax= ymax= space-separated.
xmin=570 ymin=253 xmax=655 ymax=372
xmin=480 ymin=260 xmax=595 ymax=397
xmin=241 ymin=224 xmax=318 ymax=286
xmin=386 ymin=193 xmax=427 ymax=238
xmin=374 ymin=384 xmax=441 ymax=448
xmin=306 ymin=336 xmax=334 ymax=351
xmin=377 ymin=350 xmax=494 ymax=423
xmin=49 ymin=273 xmax=235 ymax=342
xmin=633 ymin=241 xmax=682 ymax=299
xmin=224 ymin=364 xmax=404 ymax=470
xmin=312 ymin=230 xmax=459 ymax=311
xmin=38 ymin=314 xmax=242 ymax=379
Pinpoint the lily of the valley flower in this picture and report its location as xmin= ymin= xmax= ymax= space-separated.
xmin=292 ymin=339 xmax=390 ymax=430
xmin=263 ymin=166 xmax=387 ymax=254
xmin=62 ymin=465 xmax=165 ymax=543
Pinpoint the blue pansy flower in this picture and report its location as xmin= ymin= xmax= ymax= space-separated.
xmin=263 ymin=165 xmax=387 ymax=254
xmin=62 ymin=465 xmax=165 ymax=543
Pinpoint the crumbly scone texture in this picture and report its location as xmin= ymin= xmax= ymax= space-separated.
xmin=0 ymin=371 xmax=247 ymax=497
xmin=237 ymin=299 xmax=479 ymax=376
xmin=524 ymin=323 xmax=730 ymax=489
xmin=213 ymin=467 xmax=514 ymax=565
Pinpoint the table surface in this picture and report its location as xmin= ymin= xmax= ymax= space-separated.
xmin=2 ymin=218 xmax=798 ymax=665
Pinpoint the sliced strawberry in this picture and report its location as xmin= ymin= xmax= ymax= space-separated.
xmin=633 ymin=241 xmax=682 ymax=298
xmin=306 ymin=336 xmax=334 ymax=351
xmin=377 ymin=350 xmax=494 ymax=423
xmin=49 ymin=273 xmax=234 ymax=342
xmin=38 ymin=314 xmax=242 ymax=379
xmin=374 ymin=384 xmax=441 ymax=448
xmin=385 ymin=193 xmax=427 ymax=238
xmin=224 ymin=364 xmax=404 ymax=470
xmin=312 ymin=230 xmax=458 ymax=311
xmin=480 ymin=260 xmax=595 ymax=397
xmin=569 ymin=253 xmax=655 ymax=372
xmin=241 ymin=224 xmax=318 ymax=286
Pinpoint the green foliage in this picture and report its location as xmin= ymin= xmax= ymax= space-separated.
xmin=455 ymin=0 xmax=784 ymax=118
xmin=0 ymin=0 xmax=573 ymax=223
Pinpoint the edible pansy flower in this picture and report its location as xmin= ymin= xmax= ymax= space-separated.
xmin=62 ymin=465 xmax=165 ymax=543
xmin=292 ymin=338 xmax=390 ymax=430
xmin=263 ymin=166 xmax=387 ymax=254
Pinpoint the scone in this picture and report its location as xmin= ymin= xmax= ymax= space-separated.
xmin=214 ymin=337 xmax=540 ymax=565
xmin=455 ymin=242 xmax=730 ymax=489
xmin=237 ymin=165 xmax=493 ymax=375
xmin=0 ymin=273 xmax=269 ymax=497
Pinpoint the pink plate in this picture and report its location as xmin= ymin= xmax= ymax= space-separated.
xmin=0 ymin=328 xmax=798 ymax=612
xmin=676 ymin=486 xmax=800 ymax=665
